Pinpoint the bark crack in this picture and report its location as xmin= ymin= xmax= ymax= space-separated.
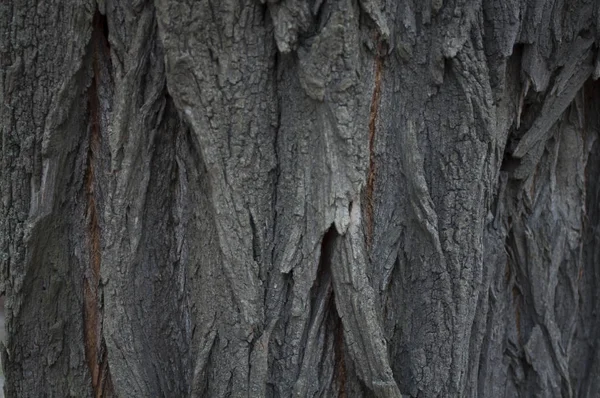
xmin=316 ymin=226 xmax=347 ymax=396
xmin=83 ymin=10 xmax=113 ymax=398
xmin=366 ymin=40 xmax=384 ymax=249
xmin=332 ymin=299 xmax=347 ymax=398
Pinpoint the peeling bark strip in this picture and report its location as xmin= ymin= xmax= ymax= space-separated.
xmin=83 ymin=10 xmax=113 ymax=398
xmin=366 ymin=41 xmax=384 ymax=248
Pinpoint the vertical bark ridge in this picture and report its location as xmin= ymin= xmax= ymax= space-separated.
xmin=83 ymin=10 xmax=113 ymax=398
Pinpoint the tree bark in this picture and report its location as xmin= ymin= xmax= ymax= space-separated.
xmin=1 ymin=0 xmax=600 ymax=397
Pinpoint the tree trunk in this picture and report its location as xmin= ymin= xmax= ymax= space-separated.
xmin=1 ymin=0 xmax=600 ymax=397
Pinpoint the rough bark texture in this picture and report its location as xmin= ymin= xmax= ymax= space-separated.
xmin=1 ymin=0 xmax=600 ymax=397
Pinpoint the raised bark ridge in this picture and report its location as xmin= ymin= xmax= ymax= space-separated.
xmin=1 ymin=0 xmax=600 ymax=397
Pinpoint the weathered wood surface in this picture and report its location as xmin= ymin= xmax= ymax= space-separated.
xmin=1 ymin=0 xmax=599 ymax=396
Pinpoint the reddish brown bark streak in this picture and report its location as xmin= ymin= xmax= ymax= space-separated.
xmin=83 ymin=11 xmax=113 ymax=398
xmin=366 ymin=43 xmax=384 ymax=248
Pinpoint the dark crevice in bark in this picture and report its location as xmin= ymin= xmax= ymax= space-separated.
xmin=512 ymin=284 xmax=522 ymax=343
xmin=578 ymin=77 xmax=600 ymax=395
xmin=249 ymin=210 xmax=260 ymax=263
xmin=197 ymin=332 xmax=218 ymax=397
xmin=311 ymin=226 xmax=337 ymax=325
xmin=443 ymin=57 xmax=453 ymax=80
xmin=505 ymin=224 xmax=526 ymax=345
xmin=304 ymin=228 xmax=334 ymax=355
xmin=83 ymin=9 xmax=113 ymax=398
xmin=271 ymin=48 xmax=281 ymax=273
xmin=500 ymin=149 xmax=520 ymax=173
xmin=366 ymin=42 xmax=384 ymax=250
xmin=297 ymin=225 xmax=345 ymax=394
xmin=332 ymin=297 xmax=347 ymax=398
xmin=312 ymin=225 xmax=347 ymax=396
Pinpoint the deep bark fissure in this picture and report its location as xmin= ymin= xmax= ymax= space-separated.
xmin=578 ymin=76 xmax=600 ymax=394
xmin=366 ymin=40 xmax=384 ymax=249
xmin=270 ymin=49 xmax=281 ymax=272
xmin=249 ymin=211 xmax=260 ymax=263
xmin=332 ymin=298 xmax=347 ymax=398
xmin=83 ymin=10 xmax=113 ymax=398
xmin=314 ymin=226 xmax=347 ymax=396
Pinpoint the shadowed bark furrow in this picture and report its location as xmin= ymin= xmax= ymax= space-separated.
xmin=84 ymin=10 xmax=114 ymax=397
xmin=366 ymin=40 xmax=385 ymax=249
xmin=2 ymin=0 xmax=600 ymax=397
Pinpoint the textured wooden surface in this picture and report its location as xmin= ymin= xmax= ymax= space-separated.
xmin=1 ymin=0 xmax=600 ymax=397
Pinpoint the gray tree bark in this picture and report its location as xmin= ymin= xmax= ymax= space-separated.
xmin=1 ymin=0 xmax=600 ymax=397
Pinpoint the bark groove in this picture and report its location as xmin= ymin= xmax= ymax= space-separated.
xmin=83 ymin=11 xmax=114 ymax=397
